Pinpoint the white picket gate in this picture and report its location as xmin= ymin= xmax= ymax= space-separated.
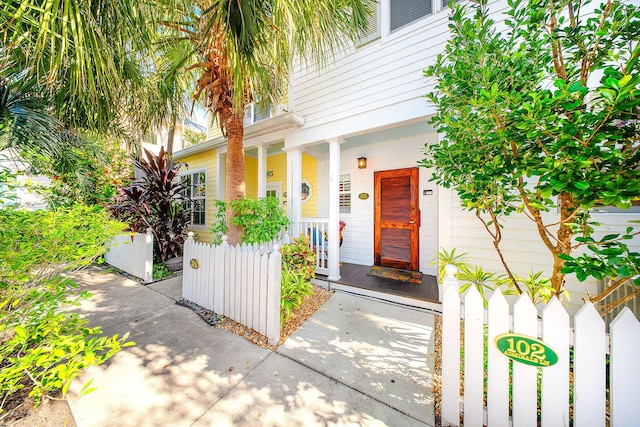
xmin=182 ymin=233 xmax=283 ymax=345
xmin=105 ymin=230 xmax=153 ymax=283
xmin=441 ymin=266 xmax=640 ymax=426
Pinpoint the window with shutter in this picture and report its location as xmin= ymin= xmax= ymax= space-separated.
xmin=390 ymin=0 xmax=432 ymax=32
xmin=358 ymin=2 xmax=381 ymax=45
xmin=339 ymin=174 xmax=352 ymax=214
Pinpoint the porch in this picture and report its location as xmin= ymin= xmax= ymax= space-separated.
xmin=315 ymin=262 xmax=440 ymax=310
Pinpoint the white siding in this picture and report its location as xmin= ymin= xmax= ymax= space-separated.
xmin=289 ymin=0 xmax=510 ymax=145
xmin=448 ymin=196 xmax=640 ymax=309
xmin=338 ymin=133 xmax=439 ymax=276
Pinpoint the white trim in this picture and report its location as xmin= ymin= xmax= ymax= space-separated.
xmin=180 ymin=168 xmax=207 ymax=226
xmin=266 ymin=182 xmax=283 ymax=202
xmin=173 ymin=112 xmax=305 ymax=160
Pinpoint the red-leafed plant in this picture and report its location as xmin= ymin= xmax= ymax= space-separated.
xmin=110 ymin=147 xmax=191 ymax=262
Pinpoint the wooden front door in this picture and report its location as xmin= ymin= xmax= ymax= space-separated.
xmin=374 ymin=167 xmax=420 ymax=271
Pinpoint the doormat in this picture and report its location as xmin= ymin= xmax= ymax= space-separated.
xmin=367 ymin=266 xmax=423 ymax=284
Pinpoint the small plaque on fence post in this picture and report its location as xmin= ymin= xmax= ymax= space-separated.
xmin=189 ymin=258 xmax=200 ymax=269
xmin=495 ymin=333 xmax=558 ymax=367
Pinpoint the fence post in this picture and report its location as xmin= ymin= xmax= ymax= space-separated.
xmin=573 ymin=302 xmax=606 ymax=426
xmin=442 ymin=264 xmax=459 ymax=292
xmin=143 ymin=228 xmax=153 ymax=283
xmin=441 ymin=272 xmax=461 ymax=426
xmin=463 ymin=286 xmax=484 ymax=426
xmin=541 ymin=297 xmax=570 ymax=425
xmin=512 ymin=295 xmax=538 ymax=427
xmin=266 ymin=248 xmax=282 ymax=346
xmin=182 ymin=232 xmax=195 ymax=302
xmin=610 ymin=308 xmax=640 ymax=426
xmin=487 ymin=290 xmax=509 ymax=427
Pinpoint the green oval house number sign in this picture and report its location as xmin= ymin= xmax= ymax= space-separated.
xmin=495 ymin=333 xmax=558 ymax=367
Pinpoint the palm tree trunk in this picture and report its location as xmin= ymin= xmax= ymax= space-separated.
xmin=224 ymin=110 xmax=246 ymax=245
xmin=166 ymin=114 xmax=176 ymax=156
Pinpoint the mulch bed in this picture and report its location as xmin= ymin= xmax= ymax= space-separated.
xmin=178 ymin=284 xmax=334 ymax=351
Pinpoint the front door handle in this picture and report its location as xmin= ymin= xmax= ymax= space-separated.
xmin=409 ymin=220 xmax=416 ymax=224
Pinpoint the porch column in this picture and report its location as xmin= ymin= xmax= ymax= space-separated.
xmin=327 ymin=137 xmax=344 ymax=281
xmin=284 ymin=146 xmax=302 ymax=237
xmin=257 ymin=144 xmax=267 ymax=198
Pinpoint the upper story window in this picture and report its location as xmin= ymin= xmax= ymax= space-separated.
xmin=359 ymin=2 xmax=381 ymax=45
xmin=144 ymin=132 xmax=159 ymax=145
xmin=390 ymin=0 xmax=432 ymax=32
xmin=442 ymin=0 xmax=462 ymax=9
xmin=244 ymin=103 xmax=272 ymax=127
xmin=181 ymin=170 xmax=207 ymax=226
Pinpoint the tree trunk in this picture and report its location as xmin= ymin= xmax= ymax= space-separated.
xmin=166 ymin=114 xmax=176 ymax=156
xmin=550 ymin=193 xmax=575 ymax=295
xmin=224 ymin=110 xmax=246 ymax=245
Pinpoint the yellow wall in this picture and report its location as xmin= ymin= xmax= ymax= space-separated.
xmin=301 ymin=153 xmax=317 ymax=217
xmin=265 ymin=152 xmax=318 ymax=217
xmin=245 ymin=156 xmax=258 ymax=198
xmin=179 ymin=150 xmax=217 ymax=244
xmin=179 ymin=149 xmax=319 ymax=243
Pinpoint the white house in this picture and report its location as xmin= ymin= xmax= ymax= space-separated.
xmin=173 ymin=0 xmax=640 ymax=311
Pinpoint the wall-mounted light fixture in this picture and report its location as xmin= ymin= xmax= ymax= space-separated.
xmin=357 ymin=156 xmax=367 ymax=169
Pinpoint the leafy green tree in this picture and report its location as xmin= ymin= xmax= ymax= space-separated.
xmin=164 ymin=0 xmax=373 ymax=244
xmin=422 ymin=0 xmax=640 ymax=305
xmin=0 ymin=205 xmax=132 ymax=413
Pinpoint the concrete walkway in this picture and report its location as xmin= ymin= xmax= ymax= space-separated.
xmin=67 ymin=268 xmax=436 ymax=426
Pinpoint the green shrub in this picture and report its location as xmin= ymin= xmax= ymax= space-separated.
xmin=280 ymin=236 xmax=316 ymax=282
xmin=211 ymin=197 xmax=290 ymax=245
xmin=280 ymin=265 xmax=314 ymax=323
xmin=153 ymin=263 xmax=171 ymax=281
xmin=278 ymin=236 xmax=317 ymax=323
xmin=0 ymin=205 xmax=133 ymax=410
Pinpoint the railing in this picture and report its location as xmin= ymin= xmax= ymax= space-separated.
xmin=182 ymin=234 xmax=283 ymax=345
xmin=105 ymin=230 xmax=153 ymax=283
xmin=599 ymin=277 xmax=640 ymax=330
xmin=441 ymin=265 xmax=639 ymax=426
xmin=297 ymin=218 xmax=329 ymax=275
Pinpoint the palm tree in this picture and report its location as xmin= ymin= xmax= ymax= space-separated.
xmin=1 ymin=0 xmax=161 ymax=134
xmin=148 ymin=42 xmax=202 ymax=156
xmin=175 ymin=0 xmax=373 ymax=244
xmin=0 ymin=66 xmax=61 ymax=156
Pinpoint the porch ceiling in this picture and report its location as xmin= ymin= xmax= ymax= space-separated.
xmin=304 ymin=120 xmax=437 ymax=153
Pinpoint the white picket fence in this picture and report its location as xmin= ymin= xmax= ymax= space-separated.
xmin=105 ymin=230 xmax=153 ymax=283
xmin=182 ymin=233 xmax=283 ymax=345
xmin=441 ymin=266 xmax=640 ymax=426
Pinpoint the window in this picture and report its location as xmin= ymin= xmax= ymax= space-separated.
xmin=144 ymin=132 xmax=158 ymax=145
xmin=358 ymin=2 xmax=381 ymax=45
xmin=0 ymin=174 xmax=17 ymax=207
xmin=390 ymin=0 xmax=432 ymax=32
xmin=442 ymin=0 xmax=461 ymax=8
xmin=592 ymin=199 xmax=640 ymax=214
xmin=266 ymin=182 xmax=282 ymax=203
xmin=181 ymin=171 xmax=206 ymax=226
xmin=243 ymin=103 xmax=272 ymax=126
xmin=339 ymin=174 xmax=352 ymax=214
